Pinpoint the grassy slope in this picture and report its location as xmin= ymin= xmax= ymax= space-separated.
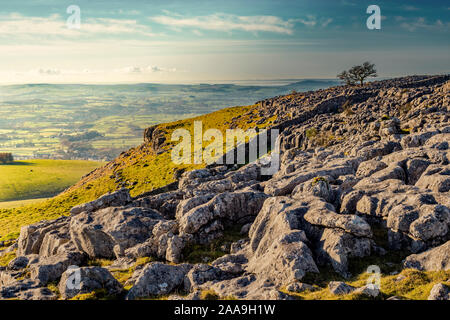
xmin=0 ymin=104 xmax=273 ymax=241
xmin=0 ymin=198 xmax=49 ymax=209
xmin=0 ymin=160 xmax=103 ymax=202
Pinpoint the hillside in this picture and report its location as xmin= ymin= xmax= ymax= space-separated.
xmin=0 ymin=105 xmax=274 ymax=240
xmin=0 ymin=160 xmax=103 ymax=203
xmin=0 ymin=74 xmax=449 ymax=301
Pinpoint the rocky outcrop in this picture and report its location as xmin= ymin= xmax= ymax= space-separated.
xmin=70 ymin=206 xmax=163 ymax=259
xmin=30 ymin=252 xmax=85 ymax=285
xmin=17 ymin=217 xmax=70 ymax=256
xmin=143 ymin=125 xmax=167 ymax=154
xmin=428 ymin=283 xmax=450 ymax=300
xmin=59 ymin=266 xmax=124 ymax=299
xmin=403 ymin=240 xmax=450 ymax=271
xmin=178 ymin=190 xmax=268 ymax=243
xmin=126 ymin=263 xmax=192 ymax=299
xmin=70 ymin=188 xmax=132 ymax=215
xmin=3 ymin=74 xmax=450 ymax=300
xmin=328 ymin=281 xmax=356 ymax=295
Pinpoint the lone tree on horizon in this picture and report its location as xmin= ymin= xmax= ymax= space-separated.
xmin=337 ymin=62 xmax=377 ymax=85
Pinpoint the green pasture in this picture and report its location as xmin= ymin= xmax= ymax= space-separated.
xmin=0 ymin=160 xmax=103 ymax=202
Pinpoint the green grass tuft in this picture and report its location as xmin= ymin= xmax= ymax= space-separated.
xmin=0 ymin=251 xmax=16 ymax=267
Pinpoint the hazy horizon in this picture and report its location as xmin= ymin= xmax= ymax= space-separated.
xmin=0 ymin=77 xmax=340 ymax=86
xmin=3 ymin=74 xmax=449 ymax=86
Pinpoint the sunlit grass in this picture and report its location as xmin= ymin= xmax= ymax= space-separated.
xmin=0 ymin=160 xmax=103 ymax=202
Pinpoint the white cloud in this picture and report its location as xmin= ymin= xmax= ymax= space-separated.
xmin=25 ymin=68 xmax=62 ymax=76
xmin=37 ymin=68 xmax=61 ymax=75
xmin=297 ymin=15 xmax=317 ymax=27
xmin=27 ymin=68 xmax=95 ymax=76
xmin=151 ymin=13 xmax=295 ymax=35
xmin=115 ymin=65 xmax=176 ymax=74
xmin=116 ymin=9 xmax=141 ymax=15
xmin=0 ymin=13 xmax=156 ymax=38
xmin=321 ymin=18 xmax=333 ymax=28
xmin=295 ymin=16 xmax=333 ymax=28
xmin=399 ymin=17 xmax=450 ymax=32
xmin=82 ymin=18 xmax=156 ymax=36
xmin=26 ymin=65 xmax=176 ymax=77
xmin=402 ymin=5 xmax=419 ymax=11
xmin=341 ymin=0 xmax=356 ymax=6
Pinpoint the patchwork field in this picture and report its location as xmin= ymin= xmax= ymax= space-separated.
xmin=0 ymin=160 xmax=104 ymax=202
xmin=0 ymin=80 xmax=338 ymax=161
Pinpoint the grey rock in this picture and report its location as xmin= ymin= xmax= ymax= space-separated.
xmin=424 ymin=133 xmax=450 ymax=150
xmin=0 ymin=270 xmax=23 ymax=287
xmin=265 ymin=165 xmax=354 ymax=196
xmin=7 ymin=256 xmax=30 ymax=271
xmin=70 ymin=206 xmax=163 ymax=259
xmin=302 ymin=197 xmax=372 ymax=237
xmin=39 ymin=225 xmax=72 ymax=258
xmin=409 ymin=205 xmax=449 ymax=241
xmin=286 ymin=282 xmax=319 ymax=293
xmin=133 ymin=190 xmax=183 ymax=219
xmin=184 ymin=264 xmax=231 ymax=292
xmin=211 ymin=254 xmax=247 ymax=275
xmin=328 ymin=281 xmax=356 ymax=295
xmin=17 ymin=217 xmax=69 ymax=256
xmin=387 ymin=295 xmax=405 ymax=300
xmin=247 ymin=197 xmax=318 ymax=286
xmin=29 ymin=252 xmax=85 ymax=285
xmin=316 ymin=228 xmax=372 ymax=278
xmin=70 ymin=188 xmax=132 ymax=215
xmin=401 ymin=131 xmax=438 ymax=149
xmin=356 ymin=160 xmax=388 ymax=178
xmin=230 ymin=239 xmax=249 ymax=254
xmin=206 ymin=274 xmax=291 ymax=300
xmin=59 ymin=266 xmax=124 ymax=299
xmin=165 ymin=235 xmax=186 ymax=263
xmin=0 ymin=279 xmax=42 ymax=299
xmin=403 ymin=240 xmax=450 ymax=271
xmin=291 ymin=178 xmax=335 ymax=203
xmin=416 ymin=165 xmax=450 ymax=193
xmin=126 ymin=262 xmax=192 ymax=299
xmin=405 ymin=158 xmax=430 ymax=185
xmin=179 ymin=190 xmax=267 ymax=238
xmin=427 ymin=283 xmax=450 ymax=300
xmin=387 ymin=205 xmax=420 ymax=233
xmin=15 ymin=288 xmax=57 ymax=300
xmin=353 ymin=285 xmax=380 ymax=297
xmin=239 ymin=223 xmax=252 ymax=235
xmin=175 ymin=194 xmax=214 ymax=220
xmin=124 ymin=238 xmax=157 ymax=259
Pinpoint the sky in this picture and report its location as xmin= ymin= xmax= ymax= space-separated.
xmin=0 ymin=0 xmax=448 ymax=84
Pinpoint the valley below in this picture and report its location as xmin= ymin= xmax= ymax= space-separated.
xmin=0 ymin=75 xmax=449 ymax=301
xmin=0 ymin=80 xmax=337 ymax=161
